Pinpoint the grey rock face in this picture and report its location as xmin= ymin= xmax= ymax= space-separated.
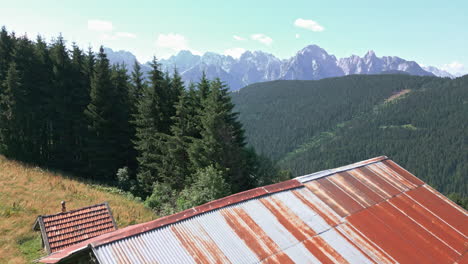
xmin=105 ymin=45 xmax=436 ymax=91
xmin=422 ymin=66 xmax=455 ymax=78
xmin=281 ymin=45 xmax=344 ymax=80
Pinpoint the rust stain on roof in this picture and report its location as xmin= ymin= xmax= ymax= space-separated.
xmin=38 ymin=156 xmax=468 ymax=264
xmin=221 ymin=207 xmax=293 ymax=262
xmin=171 ymin=223 xmax=230 ymax=263
xmin=291 ymin=189 xmax=340 ymax=227
xmin=303 ymin=236 xmax=349 ymax=264
xmin=260 ymin=197 xmax=316 ymax=241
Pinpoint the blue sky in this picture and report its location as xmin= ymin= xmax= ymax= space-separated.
xmin=1 ymin=0 xmax=467 ymax=74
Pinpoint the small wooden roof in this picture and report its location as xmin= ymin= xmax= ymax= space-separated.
xmin=33 ymin=202 xmax=117 ymax=253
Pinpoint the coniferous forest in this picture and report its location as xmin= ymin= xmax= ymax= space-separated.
xmin=232 ymin=75 xmax=468 ymax=208
xmin=0 ymin=27 xmax=288 ymax=215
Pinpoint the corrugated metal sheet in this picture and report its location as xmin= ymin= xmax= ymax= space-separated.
xmin=39 ymin=156 xmax=468 ymax=264
xmin=36 ymin=202 xmax=117 ymax=253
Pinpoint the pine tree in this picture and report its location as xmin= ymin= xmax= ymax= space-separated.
xmin=134 ymin=57 xmax=166 ymax=194
xmin=110 ymin=63 xmax=134 ymax=172
xmin=49 ymin=35 xmax=75 ymax=168
xmin=123 ymin=60 xmax=146 ymax=185
xmin=189 ymin=78 xmax=253 ymax=193
xmin=197 ymin=71 xmax=210 ymax=101
xmin=158 ymin=70 xmax=191 ymax=188
xmin=84 ymin=46 xmax=119 ymax=180
xmin=129 ymin=60 xmax=145 ymax=113
xmin=0 ymin=63 xmax=21 ymax=156
xmin=9 ymin=36 xmax=39 ymax=162
xmin=159 ymin=70 xmax=173 ymax=134
xmin=84 ymin=46 xmax=95 ymax=92
xmin=0 ymin=26 xmax=15 ymax=82
xmin=33 ymin=36 xmax=54 ymax=164
xmin=69 ymin=43 xmax=90 ymax=171
xmin=185 ymin=83 xmax=203 ymax=139
xmin=169 ymin=68 xmax=184 ymax=116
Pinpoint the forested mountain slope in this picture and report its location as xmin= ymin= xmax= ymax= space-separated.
xmin=232 ymin=75 xmax=467 ymax=199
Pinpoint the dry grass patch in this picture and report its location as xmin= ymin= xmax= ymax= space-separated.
xmin=0 ymin=155 xmax=156 ymax=264
xmin=385 ymin=89 xmax=411 ymax=103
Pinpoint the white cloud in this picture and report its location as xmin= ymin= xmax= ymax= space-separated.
xmin=294 ymin=18 xmax=324 ymax=32
xmin=155 ymin=33 xmax=201 ymax=59
xmin=156 ymin=33 xmax=189 ymax=51
xmin=233 ymin=35 xmax=246 ymax=41
xmin=295 ymin=33 xmax=300 ymax=39
xmin=99 ymin=32 xmax=137 ymax=41
xmin=224 ymin=48 xmax=246 ymax=59
xmin=251 ymin=33 xmax=273 ymax=45
xmin=441 ymin=61 xmax=465 ymax=75
xmin=99 ymin=33 xmax=117 ymax=41
xmin=115 ymin=32 xmax=137 ymax=39
xmin=88 ymin=19 xmax=113 ymax=32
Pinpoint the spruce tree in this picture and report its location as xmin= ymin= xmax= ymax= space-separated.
xmin=0 ymin=63 xmax=20 ymax=156
xmin=9 ymin=36 xmax=39 ymax=162
xmin=69 ymin=43 xmax=90 ymax=171
xmin=84 ymin=46 xmax=95 ymax=92
xmin=189 ymin=78 xmax=252 ymax=193
xmin=84 ymin=46 xmax=119 ymax=180
xmin=197 ymin=71 xmax=210 ymax=101
xmin=158 ymin=70 xmax=191 ymax=188
xmin=0 ymin=26 xmax=15 ymax=82
xmin=49 ymin=35 xmax=75 ymax=168
xmin=129 ymin=60 xmax=145 ymax=112
xmin=33 ymin=36 xmax=54 ymax=164
xmin=134 ymin=56 xmax=166 ymax=194
xmin=110 ymin=63 xmax=134 ymax=172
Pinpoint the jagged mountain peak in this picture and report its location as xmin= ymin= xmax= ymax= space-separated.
xmin=297 ymin=44 xmax=328 ymax=56
xmin=364 ymin=50 xmax=377 ymax=58
xmin=104 ymin=44 xmax=436 ymax=90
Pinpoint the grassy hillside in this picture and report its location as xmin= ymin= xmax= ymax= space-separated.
xmin=0 ymin=155 xmax=156 ymax=264
xmin=232 ymin=74 xmax=467 ymax=199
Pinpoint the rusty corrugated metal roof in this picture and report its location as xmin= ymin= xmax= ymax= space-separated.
xmin=38 ymin=156 xmax=468 ymax=263
xmin=34 ymin=202 xmax=117 ymax=253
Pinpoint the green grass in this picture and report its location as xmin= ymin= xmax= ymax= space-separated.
xmin=0 ymin=155 xmax=156 ymax=264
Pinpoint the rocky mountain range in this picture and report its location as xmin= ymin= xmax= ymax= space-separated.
xmin=104 ymin=45 xmax=454 ymax=90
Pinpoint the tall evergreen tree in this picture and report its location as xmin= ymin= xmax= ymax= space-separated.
xmin=169 ymin=68 xmax=184 ymax=115
xmin=197 ymin=71 xmax=210 ymax=101
xmin=134 ymin=57 xmax=166 ymax=194
xmin=69 ymin=43 xmax=91 ymax=171
xmin=0 ymin=27 xmax=15 ymax=82
xmin=159 ymin=70 xmax=173 ymax=134
xmin=158 ymin=70 xmax=190 ymax=188
xmin=84 ymin=46 xmax=120 ymax=180
xmin=129 ymin=60 xmax=145 ymax=111
xmin=0 ymin=62 xmax=21 ymax=156
xmin=110 ymin=63 xmax=134 ymax=172
xmin=189 ymin=78 xmax=253 ymax=193
xmin=9 ymin=36 xmax=39 ymax=162
xmin=48 ymin=35 xmax=75 ymax=168
xmin=125 ymin=60 xmax=146 ymax=179
xmin=84 ymin=46 xmax=95 ymax=92
xmin=33 ymin=36 xmax=54 ymax=164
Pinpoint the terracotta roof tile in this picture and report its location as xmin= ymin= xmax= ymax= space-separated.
xmin=35 ymin=202 xmax=116 ymax=253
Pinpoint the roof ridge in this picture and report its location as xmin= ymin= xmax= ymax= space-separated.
xmin=295 ymin=156 xmax=388 ymax=183
xmin=44 ymin=210 xmax=111 ymax=226
xmin=40 ymin=202 xmax=108 ymax=219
